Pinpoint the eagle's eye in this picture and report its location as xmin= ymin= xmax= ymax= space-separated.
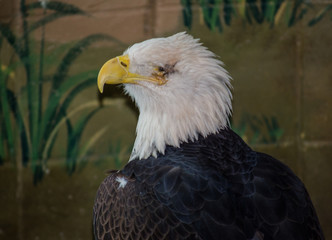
xmin=158 ymin=66 xmax=165 ymax=72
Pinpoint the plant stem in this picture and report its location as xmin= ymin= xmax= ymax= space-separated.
xmin=21 ymin=0 xmax=40 ymax=171
xmin=0 ymin=62 xmax=15 ymax=159
xmin=38 ymin=8 xmax=47 ymax=160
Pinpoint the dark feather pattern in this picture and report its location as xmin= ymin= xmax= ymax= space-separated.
xmin=93 ymin=128 xmax=324 ymax=240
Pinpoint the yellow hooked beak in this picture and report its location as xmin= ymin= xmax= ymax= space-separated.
xmin=97 ymin=55 xmax=168 ymax=93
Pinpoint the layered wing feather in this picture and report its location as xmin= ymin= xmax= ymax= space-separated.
xmin=93 ymin=128 xmax=324 ymax=240
xmin=93 ymin=170 xmax=201 ymax=240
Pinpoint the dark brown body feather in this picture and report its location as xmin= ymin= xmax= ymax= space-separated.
xmin=93 ymin=128 xmax=324 ymax=240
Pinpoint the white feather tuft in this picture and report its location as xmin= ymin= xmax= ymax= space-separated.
xmin=116 ymin=176 xmax=128 ymax=189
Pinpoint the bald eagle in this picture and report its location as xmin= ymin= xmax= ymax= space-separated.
xmin=93 ymin=32 xmax=324 ymax=240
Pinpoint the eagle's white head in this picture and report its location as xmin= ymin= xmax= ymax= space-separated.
xmin=98 ymin=32 xmax=232 ymax=160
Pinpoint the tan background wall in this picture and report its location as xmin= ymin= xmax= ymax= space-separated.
xmin=0 ymin=0 xmax=331 ymax=239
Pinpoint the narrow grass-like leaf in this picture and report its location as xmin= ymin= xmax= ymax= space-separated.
xmin=7 ymin=89 xmax=29 ymax=164
xmin=0 ymin=24 xmax=24 ymax=61
xmin=231 ymin=114 xmax=248 ymax=138
xmin=53 ymin=78 xmax=96 ymax=129
xmin=77 ymin=125 xmax=108 ymax=171
xmin=19 ymin=0 xmax=40 ymax=167
xmin=66 ymin=108 xmax=100 ymax=175
xmin=1 ymin=0 xmax=120 ymax=183
xmin=40 ymin=77 xmax=96 ymax=168
xmin=65 ymin=117 xmax=75 ymax=173
xmin=296 ymin=7 xmax=308 ymax=22
xmin=79 ymin=125 xmax=108 ymax=159
xmin=288 ymin=0 xmax=303 ymax=26
xmin=199 ymin=0 xmax=210 ymax=27
xmin=26 ymin=53 xmax=40 ymax=165
xmin=308 ymin=4 xmax=332 ymax=26
xmin=26 ymin=1 xmax=86 ymax=34
xmin=245 ymin=6 xmax=253 ymax=24
xmin=0 ymin=124 xmax=4 ymax=164
xmin=181 ymin=0 xmax=193 ymax=29
xmin=248 ymin=115 xmax=263 ymax=144
xmin=264 ymin=0 xmax=277 ymax=24
xmin=236 ymin=0 xmax=247 ymax=19
xmin=199 ymin=0 xmax=223 ymax=31
xmin=263 ymin=116 xmax=283 ymax=142
xmin=42 ymin=100 xmax=100 ymax=162
xmin=33 ymin=164 xmax=44 ymax=185
xmin=28 ymin=11 xmax=84 ymax=34
xmin=26 ymin=1 xmax=85 ymax=15
xmin=261 ymin=0 xmax=268 ymax=17
xmin=224 ymin=0 xmax=234 ymax=26
xmin=113 ymin=141 xmax=123 ymax=169
xmin=275 ymin=0 xmax=288 ymax=25
xmin=52 ymin=34 xmax=124 ymax=91
xmin=247 ymin=0 xmax=264 ymax=23
xmin=0 ymin=67 xmax=5 ymax=164
xmin=211 ymin=0 xmax=222 ymax=31
xmin=39 ymin=71 xmax=97 ymax=147
xmin=275 ymin=0 xmax=293 ymax=26
xmin=0 ymin=66 xmax=15 ymax=159
xmin=109 ymin=139 xmax=128 ymax=169
xmin=283 ymin=0 xmax=293 ymax=25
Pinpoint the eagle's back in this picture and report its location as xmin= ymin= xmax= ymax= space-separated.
xmin=93 ymin=128 xmax=324 ymax=240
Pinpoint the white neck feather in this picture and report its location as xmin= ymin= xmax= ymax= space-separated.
xmin=126 ymin=71 xmax=232 ymax=160
xmin=122 ymin=32 xmax=233 ymax=160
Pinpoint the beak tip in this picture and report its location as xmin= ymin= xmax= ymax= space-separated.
xmin=98 ymin=83 xmax=104 ymax=93
xmin=97 ymin=76 xmax=104 ymax=93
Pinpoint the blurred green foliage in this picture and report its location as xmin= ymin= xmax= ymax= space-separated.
xmin=0 ymin=0 xmax=121 ymax=183
xmin=181 ymin=0 xmax=332 ymax=31
xmin=231 ymin=113 xmax=284 ymax=145
xmin=1 ymin=0 xmax=328 ymax=182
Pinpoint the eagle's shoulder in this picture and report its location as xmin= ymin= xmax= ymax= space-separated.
xmin=253 ymin=152 xmax=324 ymax=239
xmin=94 ymin=129 xmax=324 ymax=240
xmin=118 ymin=128 xmax=259 ymax=239
xmin=93 ymin=167 xmax=201 ymax=240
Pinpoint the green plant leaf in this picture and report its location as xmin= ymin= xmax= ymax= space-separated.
xmin=230 ymin=113 xmax=248 ymax=138
xmin=288 ymin=0 xmax=304 ymax=26
xmin=181 ymin=0 xmax=193 ymax=29
xmin=33 ymin=164 xmax=44 ymax=185
xmin=65 ymin=108 xmax=100 ymax=175
xmin=52 ymin=34 xmax=124 ymax=91
xmin=263 ymin=0 xmax=277 ymax=24
xmin=308 ymin=4 xmax=332 ymax=26
xmin=77 ymin=125 xmax=108 ymax=171
xmin=42 ymin=100 xmax=101 ymax=163
xmin=39 ymin=71 xmax=97 ymax=147
xmin=0 ymin=23 xmax=24 ymax=61
xmin=0 ymin=126 xmax=4 ymax=164
xmin=199 ymin=0 xmax=223 ymax=31
xmin=26 ymin=1 xmax=86 ymax=34
xmin=6 ymin=89 xmax=30 ymax=166
xmin=39 ymin=77 xmax=97 ymax=172
xmin=53 ymin=77 xmax=96 ymax=129
xmin=263 ymin=115 xmax=283 ymax=142
xmin=79 ymin=125 xmax=108 ymax=159
xmin=28 ymin=11 xmax=84 ymax=34
xmin=0 ymin=67 xmax=15 ymax=159
xmin=26 ymin=1 xmax=85 ymax=15
xmin=247 ymin=0 xmax=264 ymax=23
xmin=236 ymin=0 xmax=246 ymax=19
xmin=40 ymin=77 xmax=96 ymax=164
xmin=284 ymin=1 xmax=293 ymax=26
xmin=224 ymin=0 xmax=234 ymax=26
